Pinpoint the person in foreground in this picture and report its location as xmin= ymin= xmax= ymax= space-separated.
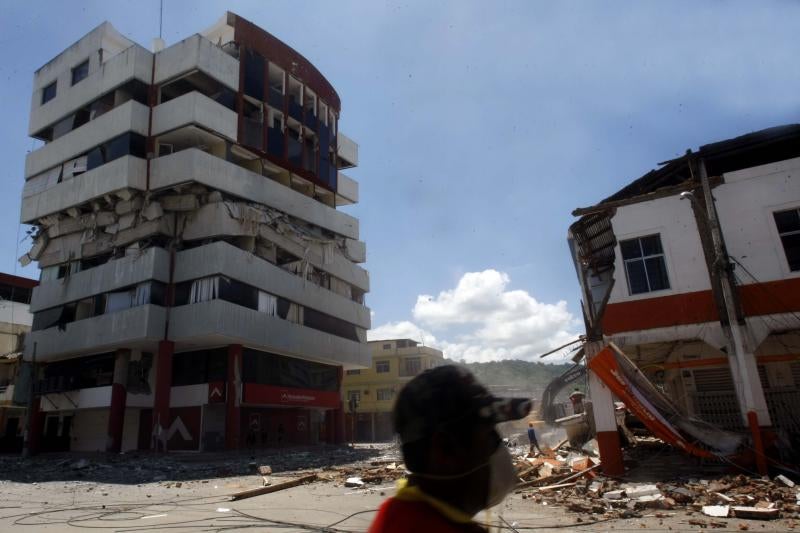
xmin=368 ymin=365 xmax=531 ymax=533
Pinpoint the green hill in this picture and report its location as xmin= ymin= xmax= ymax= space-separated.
xmin=459 ymin=359 xmax=576 ymax=397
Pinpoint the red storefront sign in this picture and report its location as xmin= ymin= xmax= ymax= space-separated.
xmin=243 ymin=383 xmax=341 ymax=409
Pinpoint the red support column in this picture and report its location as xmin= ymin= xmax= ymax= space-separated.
xmin=747 ymin=411 xmax=768 ymax=475
xmin=596 ymin=430 xmax=624 ymax=476
xmin=226 ymin=344 xmax=242 ymax=450
xmin=106 ymin=350 xmax=130 ymax=452
xmin=334 ymin=408 xmax=345 ymax=444
xmin=152 ymin=340 xmax=174 ymax=452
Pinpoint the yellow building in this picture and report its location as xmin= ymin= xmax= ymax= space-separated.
xmin=342 ymin=338 xmax=445 ymax=441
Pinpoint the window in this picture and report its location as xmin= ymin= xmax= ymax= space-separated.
xmin=347 ymin=390 xmax=361 ymax=402
xmin=41 ymin=82 xmax=57 ymax=105
xmin=71 ymin=59 xmax=89 ymax=85
xmin=404 ymin=357 xmax=422 ymax=376
xmin=774 ymin=208 xmax=800 ymax=271
xmin=620 ymin=234 xmax=670 ymax=295
xmin=376 ymin=360 xmax=390 ymax=373
xmin=377 ymin=388 xmax=394 ymax=401
xmin=346 ymin=369 xmax=361 ymax=375
xmin=382 ymin=343 xmax=391 ymax=350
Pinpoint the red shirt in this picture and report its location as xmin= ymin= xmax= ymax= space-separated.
xmin=368 ymin=497 xmax=488 ymax=533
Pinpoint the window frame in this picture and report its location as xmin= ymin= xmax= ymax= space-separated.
xmin=41 ymin=81 xmax=57 ymax=105
xmin=619 ymin=233 xmax=671 ymax=295
xmin=773 ymin=207 xmax=800 ymax=273
xmin=376 ymin=388 xmax=394 ymax=401
xmin=71 ymin=59 xmax=90 ymax=86
xmin=375 ymin=360 xmax=390 ymax=373
xmin=347 ymin=390 xmax=361 ymax=403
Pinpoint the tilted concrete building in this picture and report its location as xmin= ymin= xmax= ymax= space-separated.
xmin=568 ymin=125 xmax=800 ymax=474
xmin=20 ymin=12 xmax=369 ymax=452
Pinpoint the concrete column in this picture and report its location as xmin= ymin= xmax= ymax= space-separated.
xmin=588 ymin=368 xmax=624 ymax=476
xmin=371 ymin=412 xmax=376 ymax=442
xmin=106 ymin=350 xmax=130 ymax=453
xmin=334 ymin=408 xmax=345 ymax=444
xmin=152 ymin=340 xmax=174 ymax=452
xmin=226 ymin=344 xmax=242 ymax=450
xmin=25 ymin=397 xmax=45 ymax=456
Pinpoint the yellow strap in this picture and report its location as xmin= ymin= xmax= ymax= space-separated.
xmin=394 ymin=478 xmax=476 ymax=525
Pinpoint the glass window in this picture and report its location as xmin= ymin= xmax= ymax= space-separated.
xmin=620 ymin=234 xmax=671 ymax=295
xmin=382 ymin=343 xmax=391 ymax=350
xmin=41 ymin=82 xmax=57 ymax=105
xmin=346 ymin=369 xmax=361 ymax=375
xmin=404 ymin=357 xmax=422 ymax=376
xmin=347 ymin=390 xmax=360 ymax=402
xmin=71 ymin=59 xmax=89 ymax=85
xmin=375 ymin=360 xmax=390 ymax=373
xmin=774 ymin=208 xmax=800 ymax=271
xmin=377 ymin=388 xmax=394 ymax=401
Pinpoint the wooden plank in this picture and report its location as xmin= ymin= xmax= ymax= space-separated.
xmin=537 ymin=482 xmax=577 ymax=492
xmin=730 ymin=506 xmax=779 ymax=520
xmin=230 ymin=474 xmax=317 ymax=501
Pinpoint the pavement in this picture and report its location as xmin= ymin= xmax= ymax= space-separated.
xmin=0 ymin=443 xmax=798 ymax=532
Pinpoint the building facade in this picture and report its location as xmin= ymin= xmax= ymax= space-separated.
xmin=568 ymin=125 xmax=800 ymax=473
xmin=20 ymin=12 xmax=369 ymax=452
xmin=0 ymin=274 xmax=36 ymax=452
xmin=342 ymin=339 xmax=445 ymax=442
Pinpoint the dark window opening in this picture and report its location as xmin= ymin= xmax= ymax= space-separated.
xmin=243 ymin=49 xmax=265 ymax=100
xmin=171 ymin=348 xmax=228 ymax=386
xmin=620 ymin=234 xmax=670 ymax=295
xmin=71 ymin=59 xmax=89 ymax=86
xmin=160 ymin=71 xmax=235 ymax=110
xmin=242 ymin=348 xmax=338 ymax=391
xmin=86 ymin=132 xmax=146 ymax=171
xmin=303 ymin=306 xmax=360 ymax=342
xmin=0 ymin=284 xmax=32 ymax=305
xmin=774 ymin=208 xmax=800 ymax=271
xmin=242 ymin=99 xmax=264 ymax=151
xmin=41 ymin=82 xmax=57 ymax=105
xmin=38 ymin=352 xmax=115 ymax=393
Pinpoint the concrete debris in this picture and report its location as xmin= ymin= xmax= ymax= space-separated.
xmin=115 ymin=197 xmax=143 ymax=215
xmin=603 ymin=489 xmax=625 ymax=500
xmin=142 ymin=201 xmax=164 ymax=221
xmin=775 ymin=475 xmax=795 ymax=488
xmin=344 ymin=477 xmax=364 ymax=488
xmin=730 ymin=506 xmax=780 ymax=519
xmin=116 ymin=188 xmax=134 ymax=201
xmin=702 ymin=505 xmax=730 ymax=517
xmin=161 ymin=194 xmax=199 ymax=211
xmin=257 ymin=465 xmax=272 ymax=476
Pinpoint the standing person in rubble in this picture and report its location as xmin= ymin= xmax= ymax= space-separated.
xmin=527 ymin=422 xmax=542 ymax=456
xmin=368 ymin=366 xmax=531 ymax=533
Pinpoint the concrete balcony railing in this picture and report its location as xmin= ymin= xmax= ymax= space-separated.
xmin=152 ymin=91 xmax=237 ymax=141
xmin=169 ymin=299 xmax=371 ymax=368
xmin=29 ymin=44 xmax=153 ymax=137
xmin=150 ymin=148 xmax=360 ymax=240
xmin=30 ymin=247 xmax=170 ymax=312
xmin=337 ymin=133 xmax=358 ymax=168
xmin=21 ymin=155 xmax=147 ymax=223
xmin=25 ymin=100 xmax=149 ymax=179
xmin=25 ymin=304 xmax=166 ymax=362
xmin=154 ymin=34 xmax=239 ymax=91
xmin=336 ymin=171 xmax=359 ymax=205
xmin=173 ymin=241 xmax=370 ymax=329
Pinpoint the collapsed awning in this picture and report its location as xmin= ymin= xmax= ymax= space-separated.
xmin=588 ymin=343 xmax=744 ymax=458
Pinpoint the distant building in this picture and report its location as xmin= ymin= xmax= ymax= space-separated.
xmin=342 ymin=339 xmax=445 ymax=441
xmin=568 ymin=125 xmax=800 ymax=474
xmin=0 ymin=274 xmax=36 ymax=452
xmin=20 ymin=12 xmax=368 ymax=453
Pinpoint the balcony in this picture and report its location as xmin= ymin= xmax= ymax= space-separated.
xmin=29 ymin=44 xmax=153 ymax=137
xmin=336 ymin=172 xmax=359 ymax=206
xmin=152 ymin=91 xmax=237 ymax=141
xmin=25 ymin=100 xmax=149 ymax=179
xmin=25 ymin=305 xmax=166 ymax=362
xmin=150 ymin=148 xmax=360 ymax=240
xmin=21 ymin=155 xmax=147 ymax=223
xmin=154 ymin=34 xmax=239 ymax=91
xmin=173 ymin=241 xmax=370 ymax=328
xmin=337 ymin=133 xmax=358 ymax=168
xmin=30 ymin=247 xmax=169 ymax=312
xmin=169 ymin=299 xmax=371 ymax=368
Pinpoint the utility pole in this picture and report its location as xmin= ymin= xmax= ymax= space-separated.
xmin=22 ymin=342 xmax=36 ymax=458
xmin=695 ymin=158 xmax=769 ymax=474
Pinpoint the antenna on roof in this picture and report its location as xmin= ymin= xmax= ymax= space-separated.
xmin=152 ymin=0 xmax=166 ymax=52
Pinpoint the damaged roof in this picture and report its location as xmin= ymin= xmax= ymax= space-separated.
xmin=575 ymin=123 xmax=800 ymax=216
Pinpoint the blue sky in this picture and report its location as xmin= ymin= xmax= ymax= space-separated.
xmin=1 ymin=1 xmax=798 ymax=362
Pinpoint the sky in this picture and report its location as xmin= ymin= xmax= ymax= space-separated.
xmin=1 ymin=1 xmax=798 ymax=363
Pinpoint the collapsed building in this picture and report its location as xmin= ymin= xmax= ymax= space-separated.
xmin=0 ymin=274 xmax=36 ymax=452
xmin=19 ymin=12 xmax=370 ymax=452
xmin=568 ymin=125 xmax=800 ymax=475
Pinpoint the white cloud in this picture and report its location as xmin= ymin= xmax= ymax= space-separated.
xmin=372 ymin=269 xmax=580 ymax=363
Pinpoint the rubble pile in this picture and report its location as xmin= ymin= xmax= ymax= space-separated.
xmin=318 ymin=460 xmax=406 ymax=487
xmin=511 ymin=444 xmax=800 ymax=523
